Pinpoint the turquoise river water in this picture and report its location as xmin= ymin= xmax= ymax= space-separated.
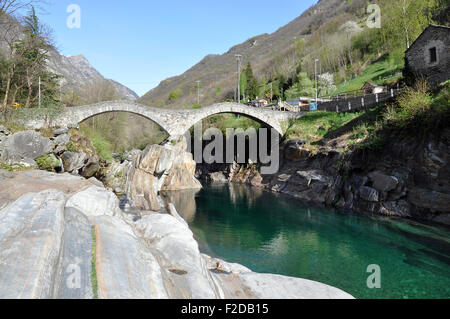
xmin=166 ymin=183 xmax=450 ymax=299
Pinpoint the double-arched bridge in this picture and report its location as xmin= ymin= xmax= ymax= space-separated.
xmin=25 ymin=101 xmax=303 ymax=137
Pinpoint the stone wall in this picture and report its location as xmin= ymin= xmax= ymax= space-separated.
xmin=405 ymin=25 xmax=450 ymax=87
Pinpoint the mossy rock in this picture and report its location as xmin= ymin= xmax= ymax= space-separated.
xmin=35 ymin=154 xmax=62 ymax=172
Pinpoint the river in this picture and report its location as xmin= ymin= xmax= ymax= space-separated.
xmin=164 ymin=183 xmax=450 ymax=299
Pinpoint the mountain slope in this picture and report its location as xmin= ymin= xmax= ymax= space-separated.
xmin=138 ymin=0 xmax=367 ymax=108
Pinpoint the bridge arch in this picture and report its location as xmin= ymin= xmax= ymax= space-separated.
xmin=164 ymin=103 xmax=289 ymax=136
xmin=51 ymin=101 xmax=299 ymax=137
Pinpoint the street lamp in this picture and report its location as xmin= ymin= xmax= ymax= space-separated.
xmin=195 ymin=80 xmax=201 ymax=105
xmin=235 ymin=54 xmax=242 ymax=104
xmin=314 ymin=59 xmax=319 ymax=105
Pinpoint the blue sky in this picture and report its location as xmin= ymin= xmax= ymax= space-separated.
xmin=39 ymin=0 xmax=316 ymax=96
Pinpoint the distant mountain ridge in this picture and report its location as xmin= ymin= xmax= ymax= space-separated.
xmin=138 ymin=0 xmax=367 ymax=109
xmin=46 ymin=52 xmax=139 ymax=100
xmin=0 ymin=14 xmax=138 ymax=101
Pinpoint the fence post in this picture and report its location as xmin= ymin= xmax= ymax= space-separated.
xmin=336 ymin=105 xmax=339 ymax=113
xmin=362 ymin=97 xmax=365 ymax=109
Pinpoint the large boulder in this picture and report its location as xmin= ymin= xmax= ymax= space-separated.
xmin=359 ymin=186 xmax=380 ymax=202
xmin=53 ymin=133 xmax=71 ymax=154
xmin=62 ymin=151 xmax=87 ymax=173
xmin=368 ymin=171 xmax=399 ymax=193
xmin=127 ymin=144 xmax=201 ymax=210
xmin=0 ymin=130 xmax=52 ymax=167
xmin=80 ymin=156 xmax=100 ymax=178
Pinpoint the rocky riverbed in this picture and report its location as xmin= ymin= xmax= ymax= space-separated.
xmin=0 ymin=127 xmax=353 ymax=299
xmin=0 ymin=169 xmax=353 ymax=299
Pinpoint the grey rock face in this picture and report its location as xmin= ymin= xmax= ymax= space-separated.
xmin=126 ymin=144 xmax=202 ymax=211
xmin=0 ymin=130 xmax=52 ymax=166
xmin=66 ymin=186 xmax=119 ymax=218
xmin=368 ymin=171 xmax=399 ymax=193
xmin=93 ymin=215 xmax=169 ymax=299
xmin=359 ymin=186 xmax=379 ymax=202
xmin=53 ymin=128 xmax=69 ymax=136
xmin=206 ymin=171 xmax=228 ymax=183
xmin=408 ymin=187 xmax=450 ymax=213
xmin=54 ymin=208 xmax=94 ymax=299
xmin=135 ymin=213 xmax=219 ymax=299
xmin=0 ymin=190 xmax=65 ymax=299
xmin=80 ymin=157 xmax=100 ymax=179
xmin=62 ymin=151 xmax=87 ymax=173
xmin=53 ymin=133 xmax=70 ymax=147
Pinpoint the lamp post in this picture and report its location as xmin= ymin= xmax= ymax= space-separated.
xmin=235 ymin=54 xmax=242 ymax=104
xmin=314 ymin=59 xmax=319 ymax=105
xmin=195 ymin=80 xmax=201 ymax=105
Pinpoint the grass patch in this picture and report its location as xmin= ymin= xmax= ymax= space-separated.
xmin=201 ymin=113 xmax=262 ymax=133
xmin=331 ymin=54 xmax=403 ymax=96
xmin=0 ymin=121 xmax=26 ymax=134
xmin=91 ymin=226 xmax=99 ymax=299
xmin=285 ymin=111 xmax=362 ymax=142
xmin=0 ymin=162 xmax=33 ymax=172
xmin=80 ymin=126 xmax=113 ymax=161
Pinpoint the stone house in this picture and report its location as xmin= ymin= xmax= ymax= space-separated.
xmin=404 ymin=25 xmax=450 ymax=87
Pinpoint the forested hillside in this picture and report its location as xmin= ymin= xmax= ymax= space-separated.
xmin=139 ymin=0 xmax=448 ymax=109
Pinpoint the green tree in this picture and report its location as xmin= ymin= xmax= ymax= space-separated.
xmin=382 ymin=0 xmax=439 ymax=51
xmin=168 ymin=88 xmax=182 ymax=103
xmin=244 ymin=63 xmax=259 ymax=100
xmin=285 ymin=72 xmax=315 ymax=99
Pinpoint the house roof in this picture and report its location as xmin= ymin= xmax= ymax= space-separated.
xmin=405 ymin=24 xmax=450 ymax=54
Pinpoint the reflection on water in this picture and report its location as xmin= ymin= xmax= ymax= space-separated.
xmin=170 ymin=183 xmax=450 ymax=299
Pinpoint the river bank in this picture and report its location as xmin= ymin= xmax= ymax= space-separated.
xmin=197 ymin=125 xmax=450 ymax=226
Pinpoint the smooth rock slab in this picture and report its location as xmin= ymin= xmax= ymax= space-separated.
xmin=54 ymin=208 xmax=94 ymax=299
xmin=135 ymin=214 xmax=220 ymax=299
xmin=66 ymin=186 xmax=120 ymax=218
xmin=0 ymin=190 xmax=65 ymax=299
xmin=93 ymin=215 xmax=168 ymax=299
xmin=238 ymin=273 xmax=354 ymax=299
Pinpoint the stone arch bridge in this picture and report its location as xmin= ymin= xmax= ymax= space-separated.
xmin=25 ymin=101 xmax=303 ymax=137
